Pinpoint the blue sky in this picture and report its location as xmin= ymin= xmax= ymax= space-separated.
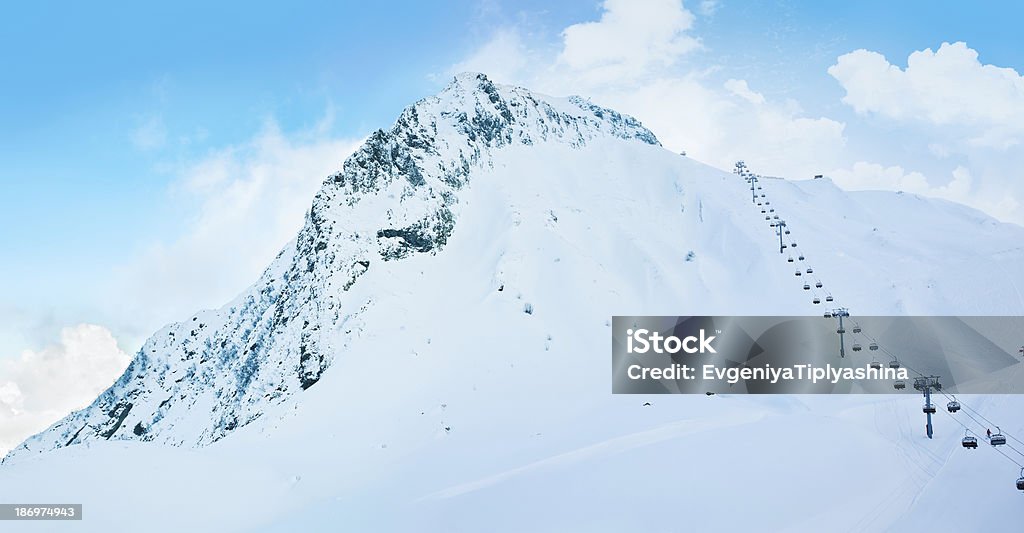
xmin=1 ymin=0 xmax=1023 ymax=448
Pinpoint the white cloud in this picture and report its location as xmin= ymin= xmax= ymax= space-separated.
xmin=108 ymin=121 xmax=362 ymax=341
xmin=724 ymin=78 xmax=766 ymax=105
xmin=0 ymin=324 xmax=130 ymax=454
xmin=829 ymin=42 xmax=1024 ymax=148
xmin=556 ymin=0 xmax=700 ymax=84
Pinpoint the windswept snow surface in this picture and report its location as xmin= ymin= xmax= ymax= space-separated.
xmin=3 ymin=74 xmax=1024 ymax=532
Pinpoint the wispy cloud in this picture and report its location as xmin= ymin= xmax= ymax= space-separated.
xmin=131 ymin=115 xmax=168 ymax=151
xmin=698 ymin=0 xmax=720 ymax=17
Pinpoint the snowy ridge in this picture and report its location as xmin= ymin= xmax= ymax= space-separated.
xmin=3 ymin=73 xmax=659 ymax=462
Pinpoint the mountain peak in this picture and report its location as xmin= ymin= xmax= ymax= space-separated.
xmin=3 ymin=73 xmax=661 ymax=462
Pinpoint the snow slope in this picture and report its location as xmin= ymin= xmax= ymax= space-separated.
xmin=2 ymin=73 xmax=1024 ymax=532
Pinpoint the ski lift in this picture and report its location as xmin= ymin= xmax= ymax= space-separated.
xmin=761 ymin=209 xmax=766 ymax=213
xmin=787 ymin=256 xmax=794 ymax=263
xmin=765 ymin=216 xmax=771 ymax=220
xmin=791 ymin=242 xmax=798 ymax=247
xmin=824 ymin=312 xmax=832 ymax=318
xmin=760 ymin=194 xmax=766 ymax=198
xmin=837 ymin=327 xmax=846 ymax=334
xmin=853 ymin=326 xmax=861 ymax=333
xmin=869 ymin=342 xmax=879 ymax=351
xmin=889 ymin=359 xmax=900 ymax=370
xmin=806 ymin=268 xmax=814 ymax=274
xmin=991 ymin=429 xmax=1007 ymax=446
xmin=962 ymin=433 xmax=978 ymax=449
xmin=923 ymin=403 xmax=936 ymax=414
xmin=812 ymin=297 xmax=820 ymax=304
xmin=784 ymin=229 xmax=791 ymax=234
xmin=852 ymin=343 xmax=862 ymax=352
xmin=795 ymin=270 xmax=802 ymax=276
xmin=815 ymin=282 xmax=822 ymax=288
xmin=803 ymin=284 xmax=810 ymax=290
xmin=825 ymin=296 xmax=834 ymax=302
xmin=1017 ymin=468 xmax=1024 ymax=490
xmin=770 ymin=208 xmax=775 ymax=213
xmin=947 ymin=399 xmax=961 ymax=413
xmin=870 ymin=360 xmax=881 ymax=370
xmin=894 ymin=380 xmax=906 ymax=390
xmin=798 ymin=255 xmax=805 ymax=260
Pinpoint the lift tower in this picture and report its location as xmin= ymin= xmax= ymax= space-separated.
xmin=776 ymin=220 xmax=787 ymax=254
xmin=914 ymin=376 xmax=943 ymax=439
xmin=830 ymin=308 xmax=850 ymax=358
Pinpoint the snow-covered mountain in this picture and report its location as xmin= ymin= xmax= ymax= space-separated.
xmin=4 ymin=73 xmax=660 ymax=460
xmin=3 ymin=73 xmax=1024 ymax=531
